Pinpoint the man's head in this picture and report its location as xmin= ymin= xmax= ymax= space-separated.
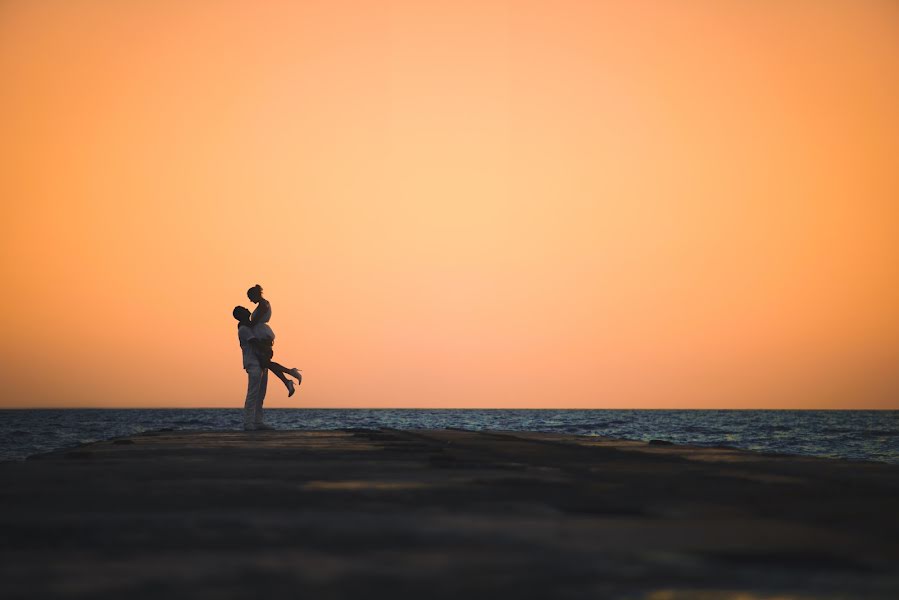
xmin=233 ymin=306 xmax=251 ymax=323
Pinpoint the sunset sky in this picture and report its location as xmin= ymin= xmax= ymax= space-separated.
xmin=1 ymin=0 xmax=897 ymax=409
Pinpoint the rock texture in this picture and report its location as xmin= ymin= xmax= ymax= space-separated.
xmin=1 ymin=429 xmax=898 ymax=599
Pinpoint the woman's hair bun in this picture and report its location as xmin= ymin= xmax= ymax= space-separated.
xmin=254 ymin=284 xmax=263 ymax=292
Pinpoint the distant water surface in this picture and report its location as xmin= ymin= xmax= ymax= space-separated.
xmin=1 ymin=409 xmax=897 ymax=463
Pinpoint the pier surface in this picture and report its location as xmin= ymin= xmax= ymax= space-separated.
xmin=2 ymin=429 xmax=898 ymax=599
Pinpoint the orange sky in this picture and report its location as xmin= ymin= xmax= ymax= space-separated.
xmin=1 ymin=0 xmax=897 ymax=408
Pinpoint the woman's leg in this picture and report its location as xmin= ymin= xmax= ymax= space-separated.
xmin=256 ymin=343 xmax=295 ymax=395
xmin=267 ymin=363 xmax=293 ymax=390
xmin=269 ymin=361 xmax=302 ymax=397
xmin=270 ymin=361 xmax=299 ymax=379
xmin=267 ymin=361 xmax=295 ymax=398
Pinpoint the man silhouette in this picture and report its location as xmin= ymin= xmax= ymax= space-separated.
xmin=233 ymin=306 xmax=274 ymax=431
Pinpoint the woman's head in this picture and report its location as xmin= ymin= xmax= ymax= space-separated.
xmin=247 ymin=284 xmax=263 ymax=303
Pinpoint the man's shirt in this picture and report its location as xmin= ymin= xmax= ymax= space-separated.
xmin=238 ymin=324 xmax=261 ymax=370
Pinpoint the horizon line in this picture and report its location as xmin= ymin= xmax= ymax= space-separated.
xmin=1 ymin=406 xmax=895 ymax=411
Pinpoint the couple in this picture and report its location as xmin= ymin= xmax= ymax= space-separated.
xmin=233 ymin=284 xmax=302 ymax=431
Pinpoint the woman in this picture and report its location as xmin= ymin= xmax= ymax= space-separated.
xmin=247 ymin=284 xmax=303 ymax=397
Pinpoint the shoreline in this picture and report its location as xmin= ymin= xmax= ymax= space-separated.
xmin=8 ymin=432 xmax=899 ymax=468
xmin=2 ymin=408 xmax=897 ymax=465
xmin=17 ymin=426 xmax=894 ymax=466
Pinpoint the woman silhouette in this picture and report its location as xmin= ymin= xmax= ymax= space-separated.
xmin=247 ymin=284 xmax=303 ymax=397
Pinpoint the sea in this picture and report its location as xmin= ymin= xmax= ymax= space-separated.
xmin=1 ymin=409 xmax=897 ymax=463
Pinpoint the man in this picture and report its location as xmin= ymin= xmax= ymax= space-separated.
xmin=233 ymin=306 xmax=274 ymax=431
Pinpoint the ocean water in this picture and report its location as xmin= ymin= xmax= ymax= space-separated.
xmin=1 ymin=409 xmax=897 ymax=463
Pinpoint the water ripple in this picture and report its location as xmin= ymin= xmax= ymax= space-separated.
xmin=0 ymin=409 xmax=896 ymax=464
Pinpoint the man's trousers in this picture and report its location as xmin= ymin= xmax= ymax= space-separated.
xmin=244 ymin=365 xmax=269 ymax=428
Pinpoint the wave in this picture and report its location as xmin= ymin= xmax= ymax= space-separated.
xmin=857 ymin=429 xmax=899 ymax=438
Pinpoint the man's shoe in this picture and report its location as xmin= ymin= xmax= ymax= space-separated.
xmin=243 ymin=423 xmax=257 ymax=431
